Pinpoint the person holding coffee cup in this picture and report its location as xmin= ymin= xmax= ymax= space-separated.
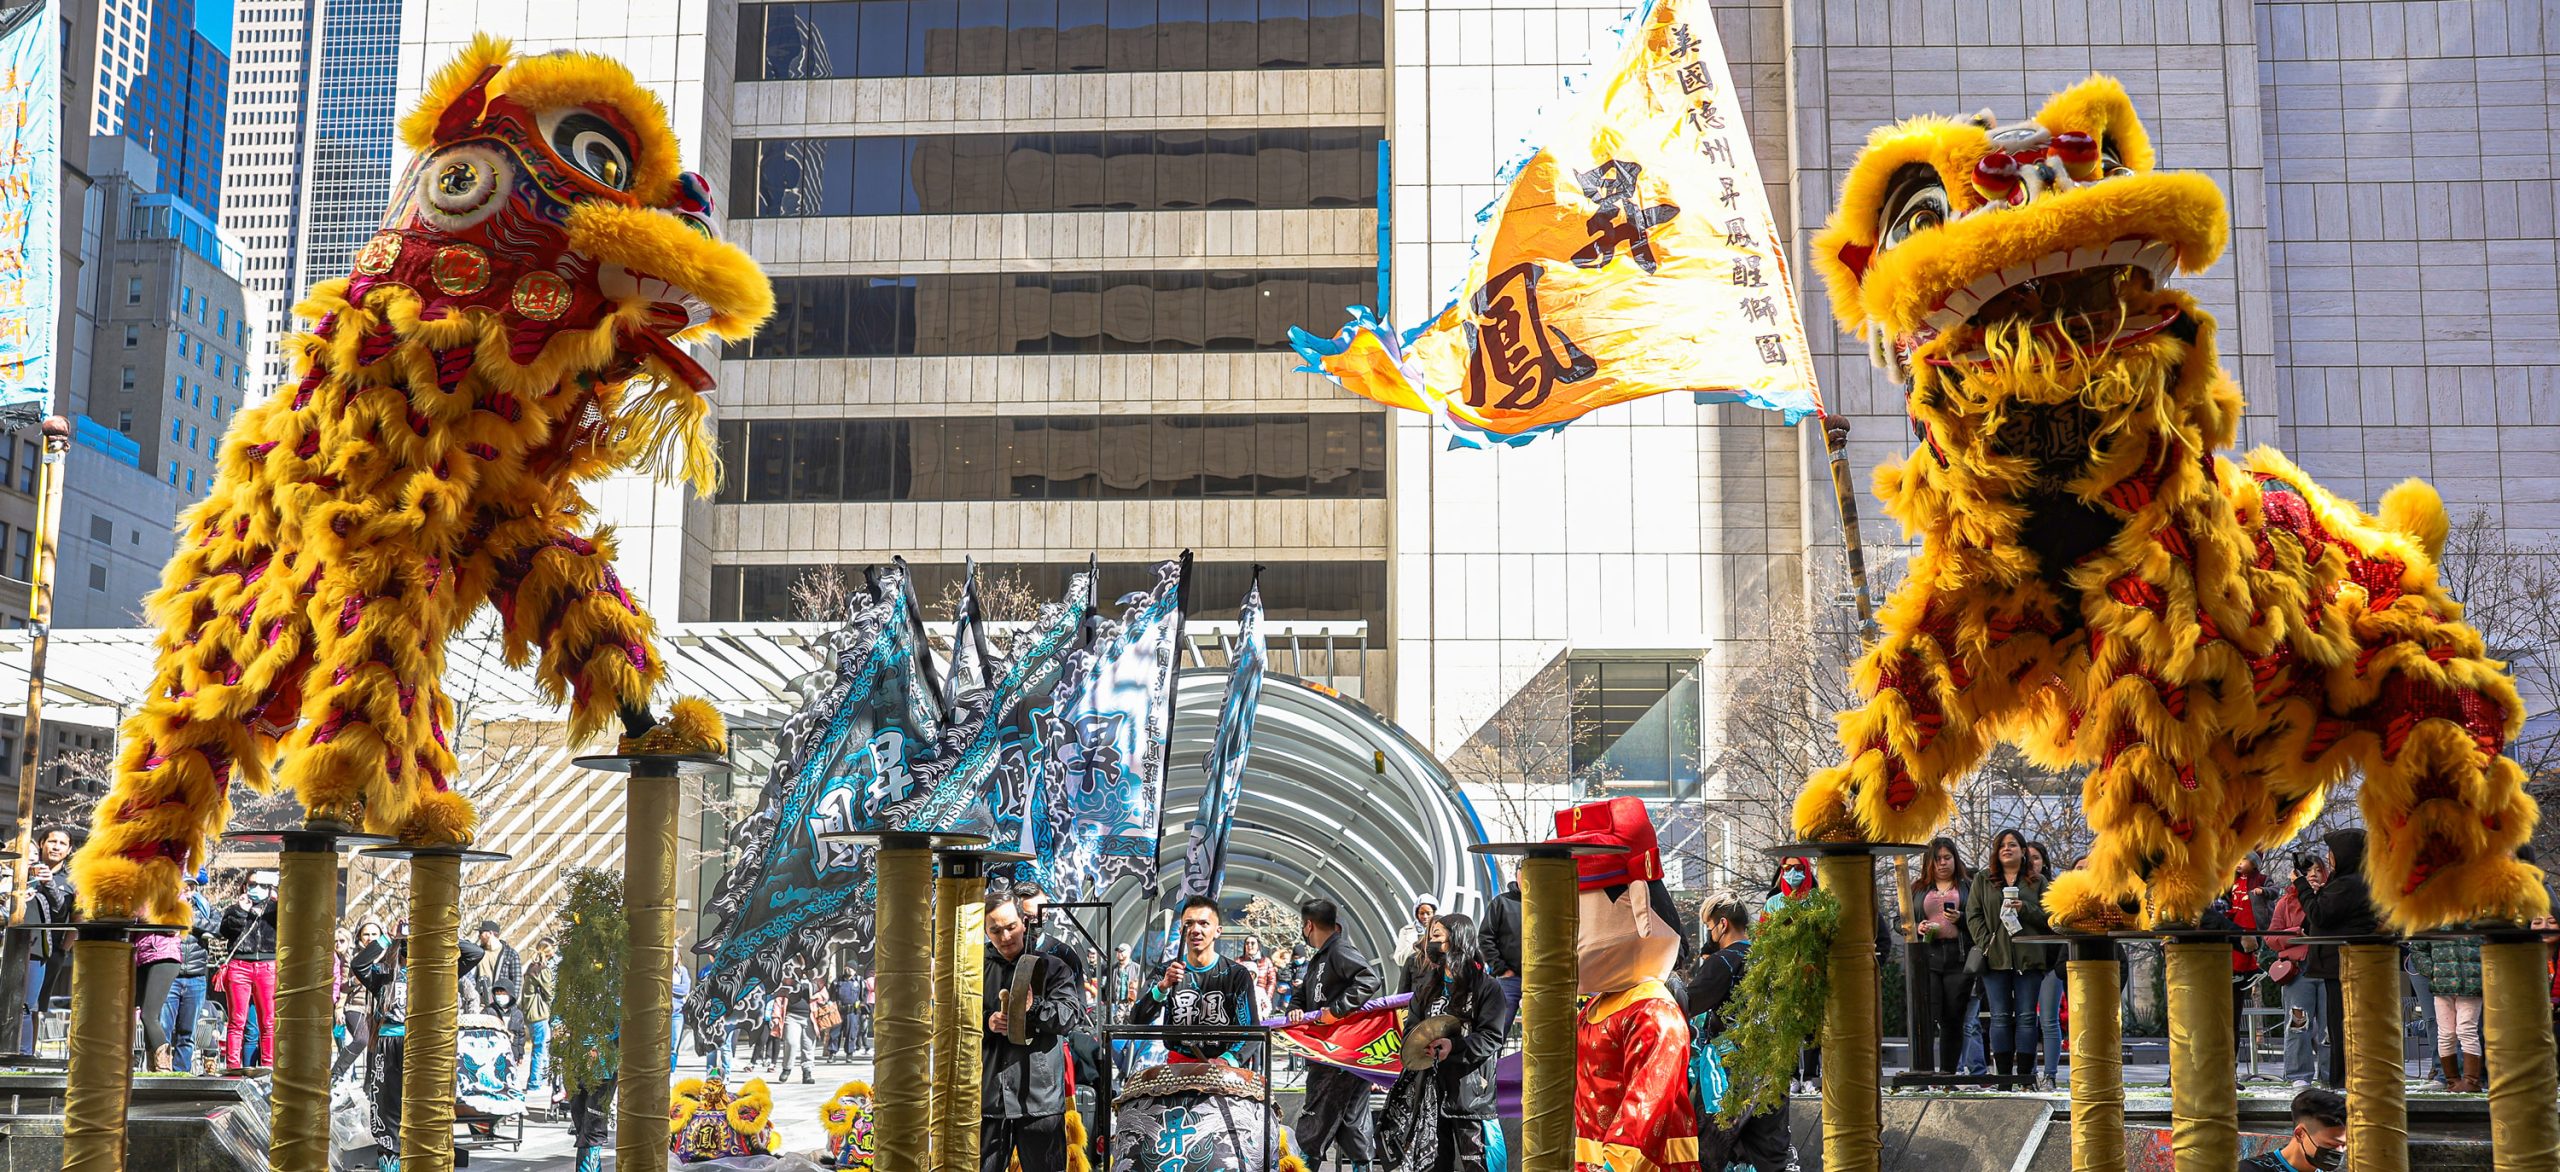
xmin=1965 ymin=828 xmax=2051 ymax=1088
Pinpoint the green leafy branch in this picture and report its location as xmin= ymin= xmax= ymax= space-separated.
xmin=554 ymin=867 xmax=627 ymax=1094
xmin=1715 ymin=888 xmax=1839 ymax=1128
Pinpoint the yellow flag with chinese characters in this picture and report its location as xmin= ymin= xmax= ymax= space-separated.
xmin=1290 ymin=0 xmax=1821 ymax=447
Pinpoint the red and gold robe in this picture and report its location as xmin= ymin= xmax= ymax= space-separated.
xmin=1574 ymin=979 xmax=1700 ymax=1172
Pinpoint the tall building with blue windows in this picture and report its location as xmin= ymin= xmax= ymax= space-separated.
xmin=77 ymin=137 xmax=252 ymax=502
xmin=220 ymin=0 xmax=404 ymax=395
xmin=707 ymin=0 xmax=1392 ymax=646
xmin=91 ymin=0 xmax=228 ymax=214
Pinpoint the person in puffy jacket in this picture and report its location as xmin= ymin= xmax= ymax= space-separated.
xmin=2412 ymin=935 xmax=2483 ymax=1092
xmin=2265 ymin=850 xmax=2327 ymax=1087
xmin=2302 ymin=829 xmax=2378 ymax=1089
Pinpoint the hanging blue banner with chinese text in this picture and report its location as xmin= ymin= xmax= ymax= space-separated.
xmin=1179 ymin=576 xmax=1266 ymax=902
xmin=687 ymin=563 xmax=944 ymax=1042
xmin=1023 ymin=554 xmax=1192 ymax=900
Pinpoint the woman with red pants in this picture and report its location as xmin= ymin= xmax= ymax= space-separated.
xmin=217 ymin=870 xmax=280 ymax=1075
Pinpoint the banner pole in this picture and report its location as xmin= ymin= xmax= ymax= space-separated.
xmin=1820 ymin=413 xmax=1880 ymax=635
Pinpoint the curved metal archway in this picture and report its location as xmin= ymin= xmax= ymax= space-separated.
xmin=1090 ymin=670 xmax=1497 ymax=965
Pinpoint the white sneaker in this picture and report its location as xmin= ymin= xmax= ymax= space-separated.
xmin=2289 ymin=1080 xmax=2312 ymax=1090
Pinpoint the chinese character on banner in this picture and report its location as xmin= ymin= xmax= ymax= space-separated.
xmin=1287 ymin=0 xmax=1822 ymax=447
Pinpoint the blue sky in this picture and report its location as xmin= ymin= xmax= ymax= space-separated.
xmin=196 ymin=0 xmax=232 ymax=56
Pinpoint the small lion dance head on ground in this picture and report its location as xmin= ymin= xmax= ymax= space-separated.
xmin=77 ymin=37 xmax=770 ymax=925
xmin=1796 ymin=75 xmax=2547 ymax=933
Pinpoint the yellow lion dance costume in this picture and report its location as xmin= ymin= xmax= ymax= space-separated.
xmin=75 ymin=36 xmax=771 ymax=924
xmin=1794 ymin=75 xmax=2548 ymax=933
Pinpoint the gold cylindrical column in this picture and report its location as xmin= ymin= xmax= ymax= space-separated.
xmin=1519 ymin=854 xmax=1578 ymax=1172
xmin=617 ymin=765 xmax=681 ymax=1172
xmin=2482 ymin=937 xmax=2560 ymax=1171
xmin=2067 ymin=949 xmax=2126 ymax=1172
xmin=402 ymin=855 xmax=463 ymax=1172
xmin=937 ymin=858 xmax=989 ymax=1172
xmin=2165 ymin=941 xmax=2237 ymax=1172
xmin=61 ymin=934 xmax=135 ymax=1172
xmin=2340 ymin=942 xmax=2409 ymax=1172
xmin=273 ymin=845 xmax=340 ymax=1171
xmin=928 ymin=870 xmax=951 ymax=1172
xmin=876 ymin=845 xmax=935 ymax=1172
xmin=1815 ymin=854 xmax=1880 ymax=1172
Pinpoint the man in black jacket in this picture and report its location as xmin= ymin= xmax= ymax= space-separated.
xmin=1288 ymin=898 xmax=1381 ymax=1171
xmin=1480 ymin=881 xmax=1522 ymax=1007
xmin=2301 ymin=828 xmax=2378 ymax=1089
xmin=1133 ymin=896 xmax=1260 ymax=1065
xmin=984 ymin=898 xmax=1086 ymax=1172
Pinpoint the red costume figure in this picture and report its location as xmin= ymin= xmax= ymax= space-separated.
xmin=1551 ymin=798 xmax=1700 ymax=1172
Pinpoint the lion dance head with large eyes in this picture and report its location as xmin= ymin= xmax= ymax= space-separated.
xmin=1793 ymin=75 xmax=2546 ymax=933
xmin=75 ymin=37 xmax=771 ymax=925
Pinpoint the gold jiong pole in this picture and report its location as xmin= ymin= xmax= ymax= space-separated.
xmin=1815 ymin=853 xmax=1881 ymax=1172
xmin=928 ymin=869 xmax=950 ymax=1172
xmin=617 ymin=763 xmax=682 ymax=1172
xmin=2164 ymin=941 xmax=2236 ymax=1172
xmin=936 ymin=853 xmax=992 ymax=1172
xmin=875 ymin=844 xmax=935 ymax=1172
xmin=272 ymin=843 xmax=341 ymax=1171
xmin=61 ymin=932 xmax=134 ymax=1172
xmin=402 ymin=855 xmax=463 ymax=1172
xmin=0 ymin=419 xmax=72 ymax=1050
xmin=2482 ymin=937 xmax=2560 ymax=1171
xmin=2066 ymin=945 xmax=2126 ymax=1172
xmin=2339 ymin=942 xmax=2409 ymax=1172
xmin=1519 ymin=853 xmax=1578 ymax=1172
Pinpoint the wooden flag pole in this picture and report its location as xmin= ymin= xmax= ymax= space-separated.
xmin=1821 ymin=412 xmax=1880 ymax=636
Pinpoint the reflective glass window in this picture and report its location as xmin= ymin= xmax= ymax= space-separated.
xmin=857 ymin=1 xmax=909 ymax=75
xmin=1007 ymin=0 xmax=1057 ymax=72
xmin=735 ymin=269 xmax=1372 ymax=356
xmin=1258 ymin=0 xmax=1308 ymax=66
xmin=852 ymin=136 xmax=910 ymax=214
xmin=1205 ymin=0 xmax=1255 ymax=69
xmin=1156 ymin=130 xmax=1205 ymax=209
xmin=1056 ymin=0 xmax=1106 ymax=70
xmin=738 ymin=129 xmax=1380 ymax=217
xmin=1155 ymin=0 xmax=1206 ymax=71
xmin=909 ymin=0 xmax=957 ymax=73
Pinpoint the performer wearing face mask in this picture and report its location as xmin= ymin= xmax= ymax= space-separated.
xmin=2238 ymin=1087 xmax=2347 ymax=1172
xmin=218 ymin=871 xmax=283 ymax=1074
xmin=1286 ymin=897 xmax=1382 ymax=1172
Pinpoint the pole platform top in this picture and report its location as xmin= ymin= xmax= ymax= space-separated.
xmin=14 ymin=919 xmax=184 ymax=940
xmin=1470 ymin=841 xmax=1629 ymax=859
xmin=225 ymin=826 xmax=398 ymax=853
xmin=2290 ymin=928 xmax=2555 ymax=944
xmin=1764 ymin=840 xmax=1929 ymax=859
xmin=818 ymin=829 xmax=990 ymax=851
xmin=572 ymin=751 xmax=731 ymax=777
xmin=359 ymin=844 xmax=514 ymax=864
xmin=937 ymin=847 xmax=1033 ymax=874
xmin=2015 ymin=928 xmax=2243 ymax=943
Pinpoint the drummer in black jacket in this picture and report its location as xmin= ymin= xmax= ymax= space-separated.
xmin=1132 ymin=896 xmax=1260 ymax=1066
xmin=984 ymin=898 xmax=1087 ymax=1172
xmin=1287 ymin=898 xmax=1382 ymax=1171
xmin=1391 ymin=912 xmax=1512 ymax=1172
